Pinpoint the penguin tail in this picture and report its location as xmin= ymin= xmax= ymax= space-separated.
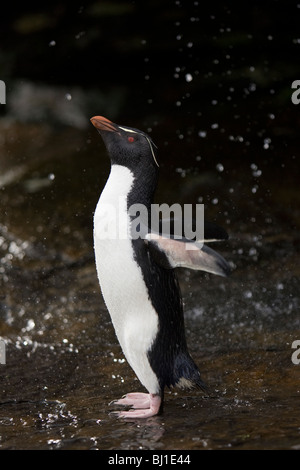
xmin=173 ymin=352 xmax=208 ymax=392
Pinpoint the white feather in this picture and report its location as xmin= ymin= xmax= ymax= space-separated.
xmin=94 ymin=165 xmax=160 ymax=394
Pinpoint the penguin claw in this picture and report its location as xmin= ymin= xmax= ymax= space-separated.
xmin=109 ymin=393 xmax=162 ymax=419
xmin=110 ymin=392 xmax=150 ymax=409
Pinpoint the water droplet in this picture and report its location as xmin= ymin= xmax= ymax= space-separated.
xmin=249 ymin=247 xmax=257 ymax=256
xmin=26 ymin=319 xmax=35 ymax=331
xmin=198 ymin=130 xmax=207 ymax=138
xmin=75 ymin=31 xmax=85 ymax=40
xmin=185 ymin=73 xmax=193 ymax=82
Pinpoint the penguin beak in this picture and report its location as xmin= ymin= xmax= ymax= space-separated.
xmin=90 ymin=116 xmax=119 ymax=133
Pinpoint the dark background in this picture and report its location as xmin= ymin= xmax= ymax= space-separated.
xmin=0 ymin=0 xmax=300 ymax=450
xmin=1 ymin=1 xmax=300 ymax=135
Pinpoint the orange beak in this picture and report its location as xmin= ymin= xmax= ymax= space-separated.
xmin=90 ymin=116 xmax=118 ymax=132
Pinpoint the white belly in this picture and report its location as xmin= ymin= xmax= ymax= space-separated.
xmin=93 ymin=165 xmax=159 ymax=394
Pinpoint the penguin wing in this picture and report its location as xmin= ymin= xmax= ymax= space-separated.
xmin=145 ymin=233 xmax=231 ymax=277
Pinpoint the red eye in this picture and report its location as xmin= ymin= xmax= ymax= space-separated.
xmin=128 ymin=136 xmax=135 ymax=143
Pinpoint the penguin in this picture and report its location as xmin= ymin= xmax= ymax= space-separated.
xmin=90 ymin=115 xmax=230 ymax=418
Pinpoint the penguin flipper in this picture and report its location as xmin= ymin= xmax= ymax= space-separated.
xmin=145 ymin=233 xmax=231 ymax=277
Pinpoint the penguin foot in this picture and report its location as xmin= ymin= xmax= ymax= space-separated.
xmin=112 ymin=392 xmax=150 ymax=409
xmin=111 ymin=393 xmax=161 ymax=418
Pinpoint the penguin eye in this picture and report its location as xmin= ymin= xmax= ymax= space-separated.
xmin=127 ymin=136 xmax=135 ymax=143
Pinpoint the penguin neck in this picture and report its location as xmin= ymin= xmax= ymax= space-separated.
xmin=131 ymin=166 xmax=158 ymax=209
xmin=119 ymin=162 xmax=158 ymax=210
xmin=101 ymin=163 xmax=158 ymax=213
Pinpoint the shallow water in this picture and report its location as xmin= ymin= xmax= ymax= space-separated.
xmin=0 ymin=115 xmax=299 ymax=450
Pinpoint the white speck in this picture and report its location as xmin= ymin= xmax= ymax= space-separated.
xmin=216 ymin=163 xmax=224 ymax=172
xmin=268 ymin=113 xmax=275 ymax=119
xmin=249 ymin=247 xmax=257 ymax=256
xmin=249 ymin=66 xmax=255 ymax=72
xmin=185 ymin=73 xmax=193 ymax=82
xmin=75 ymin=31 xmax=85 ymax=40
xmin=263 ymin=137 xmax=271 ymax=149
xmin=198 ymin=130 xmax=207 ymax=138
xmin=211 ymin=123 xmax=219 ymax=129
xmin=251 ymin=185 xmax=258 ymax=193
xmin=48 ymin=439 xmax=61 ymax=446
xmin=26 ymin=319 xmax=35 ymax=331
xmin=276 ymin=282 xmax=284 ymax=290
xmin=175 ymin=167 xmax=186 ymax=177
xmin=212 ymin=198 xmax=218 ymax=205
xmin=48 ymin=173 xmax=55 ymax=181
xmin=244 ymin=290 xmax=253 ymax=299
xmin=176 ymin=101 xmax=181 ymax=107
xmin=187 ymin=42 xmax=193 ymax=48
xmin=49 ymin=40 xmax=56 ymax=47
xmin=65 ymin=93 xmax=72 ymax=101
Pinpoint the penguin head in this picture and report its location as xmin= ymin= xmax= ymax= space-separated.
xmin=90 ymin=116 xmax=159 ymax=171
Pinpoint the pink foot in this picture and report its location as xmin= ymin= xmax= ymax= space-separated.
xmin=111 ymin=393 xmax=161 ymax=419
xmin=112 ymin=392 xmax=150 ymax=409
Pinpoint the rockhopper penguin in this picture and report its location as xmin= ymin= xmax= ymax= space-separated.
xmin=90 ymin=116 xmax=230 ymax=418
